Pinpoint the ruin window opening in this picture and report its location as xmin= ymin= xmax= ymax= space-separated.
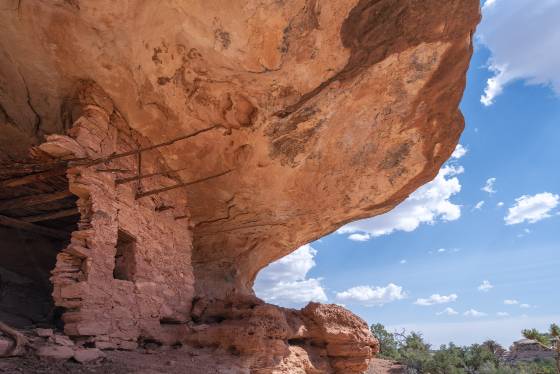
xmin=113 ymin=229 xmax=137 ymax=281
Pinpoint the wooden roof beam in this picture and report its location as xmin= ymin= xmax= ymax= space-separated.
xmin=0 ymin=214 xmax=69 ymax=240
xmin=0 ymin=190 xmax=74 ymax=211
xmin=20 ymin=208 xmax=80 ymax=223
xmin=0 ymin=167 xmax=67 ymax=189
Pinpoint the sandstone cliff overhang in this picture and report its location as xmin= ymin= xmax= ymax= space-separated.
xmin=0 ymin=1 xmax=480 ymax=372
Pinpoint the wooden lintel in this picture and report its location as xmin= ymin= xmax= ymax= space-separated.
xmin=20 ymin=208 xmax=80 ymax=223
xmin=0 ymin=214 xmax=69 ymax=240
xmin=0 ymin=190 xmax=74 ymax=211
xmin=135 ymin=169 xmax=233 ymax=199
xmin=0 ymin=167 xmax=67 ymax=189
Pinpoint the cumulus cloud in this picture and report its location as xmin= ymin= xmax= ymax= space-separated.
xmin=254 ymin=244 xmax=327 ymax=307
xmin=478 ymin=280 xmax=494 ymax=292
xmin=478 ymin=0 xmax=560 ymax=105
xmin=415 ymin=293 xmax=458 ymax=306
xmin=430 ymin=248 xmax=460 ymax=255
xmin=400 ymin=259 xmax=407 ymax=264
xmin=504 ymin=299 xmax=519 ymax=305
xmin=348 ymin=233 xmax=371 ymax=242
xmin=520 ymin=303 xmax=531 ymax=309
xmin=464 ymin=309 xmax=487 ymax=318
xmin=451 ymin=144 xmax=467 ymax=160
xmin=505 ymin=192 xmax=559 ymax=225
xmin=481 ymin=178 xmax=497 ymax=194
xmin=497 ymin=202 xmax=504 ymax=207
xmin=437 ymin=307 xmax=459 ymax=316
xmin=474 ymin=201 xmax=485 ymax=210
xmin=497 ymin=312 xmax=510 ymax=317
xmin=336 ymin=283 xmax=407 ymax=307
xmin=338 ymin=165 xmax=462 ymax=240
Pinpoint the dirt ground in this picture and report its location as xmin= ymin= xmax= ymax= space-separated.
xmin=366 ymin=359 xmax=406 ymax=374
xmin=0 ymin=346 xmax=249 ymax=374
xmin=1 ymin=346 xmax=406 ymax=374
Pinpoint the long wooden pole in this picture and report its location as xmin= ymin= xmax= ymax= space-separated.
xmin=70 ymin=125 xmax=219 ymax=167
xmin=135 ymin=169 xmax=233 ymax=199
xmin=0 ymin=214 xmax=69 ymax=240
xmin=116 ymin=166 xmax=191 ymax=184
xmin=0 ymin=167 xmax=67 ymax=188
xmin=20 ymin=208 xmax=80 ymax=223
xmin=0 ymin=190 xmax=73 ymax=211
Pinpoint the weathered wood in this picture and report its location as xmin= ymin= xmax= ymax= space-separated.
xmin=0 ymin=167 xmax=67 ymax=188
xmin=136 ymin=169 xmax=233 ymax=199
xmin=0 ymin=214 xmax=69 ymax=240
xmin=95 ymin=168 xmax=133 ymax=173
xmin=0 ymin=321 xmax=29 ymax=357
xmin=0 ymin=190 xmax=74 ymax=211
xmin=116 ymin=166 xmax=191 ymax=185
xmin=21 ymin=208 xmax=80 ymax=223
xmin=70 ymin=125 xmax=219 ymax=167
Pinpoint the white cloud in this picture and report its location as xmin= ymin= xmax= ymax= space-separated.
xmin=474 ymin=201 xmax=485 ymax=210
xmin=451 ymin=144 xmax=467 ymax=159
xmin=478 ymin=0 xmax=560 ymax=105
xmin=483 ymin=0 xmax=497 ymax=9
xmin=437 ymin=307 xmax=459 ymax=316
xmin=430 ymin=248 xmax=460 ymax=255
xmin=254 ymin=244 xmax=327 ymax=307
xmin=504 ymin=299 xmax=519 ymax=305
xmin=336 ymin=283 xmax=407 ymax=307
xmin=348 ymin=233 xmax=370 ymax=242
xmin=497 ymin=312 xmax=510 ymax=317
xmin=481 ymin=178 xmax=497 ymax=194
xmin=400 ymin=259 xmax=407 ymax=264
xmin=464 ymin=309 xmax=487 ymax=317
xmin=497 ymin=202 xmax=504 ymax=207
xmin=339 ymin=165 xmax=462 ymax=240
xmin=478 ymin=280 xmax=494 ymax=292
xmin=505 ymin=192 xmax=559 ymax=225
xmin=520 ymin=303 xmax=531 ymax=309
xmin=415 ymin=293 xmax=458 ymax=306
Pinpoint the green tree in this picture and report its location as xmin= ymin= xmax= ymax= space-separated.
xmin=429 ymin=343 xmax=466 ymax=374
xmin=522 ymin=323 xmax=560 ymax=374
xmin=398 ymin=332 xmax=434 ymax=373
xmin=370 ymin=323 xmax=399 ymax=360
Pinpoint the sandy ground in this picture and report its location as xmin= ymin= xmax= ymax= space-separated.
xmin=366 ymin=358 xmax=406 ymax=374
xmin=1 ymin=346 xmax=406 ymax=374
xmin=0 ymin=346 xmax=248 ymax=374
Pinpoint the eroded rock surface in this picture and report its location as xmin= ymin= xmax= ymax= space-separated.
xmin=0 ymin=0 xmax=479 ymax=372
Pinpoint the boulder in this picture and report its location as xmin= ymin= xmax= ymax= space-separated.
xmin=73 ymin=348 xmax=104 ymax=364
xmin=37 ymin=345 xmax=74 ymax=360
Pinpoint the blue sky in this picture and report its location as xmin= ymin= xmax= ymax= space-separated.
xmin=255 ymin=0 xmax=560 ymax=348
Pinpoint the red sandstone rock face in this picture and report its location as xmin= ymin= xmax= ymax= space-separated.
xmin=0 ymin=0 xmax=480 ymax=296
xmin=0 ymin=1 xmax=480 ymax=372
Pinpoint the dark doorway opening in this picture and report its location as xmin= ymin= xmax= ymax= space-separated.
xmin=0 ymin=163 xmax=79 ymax=329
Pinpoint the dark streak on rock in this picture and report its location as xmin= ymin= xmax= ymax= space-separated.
xmin=274 ymin=0 xmax=480 ymax=119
